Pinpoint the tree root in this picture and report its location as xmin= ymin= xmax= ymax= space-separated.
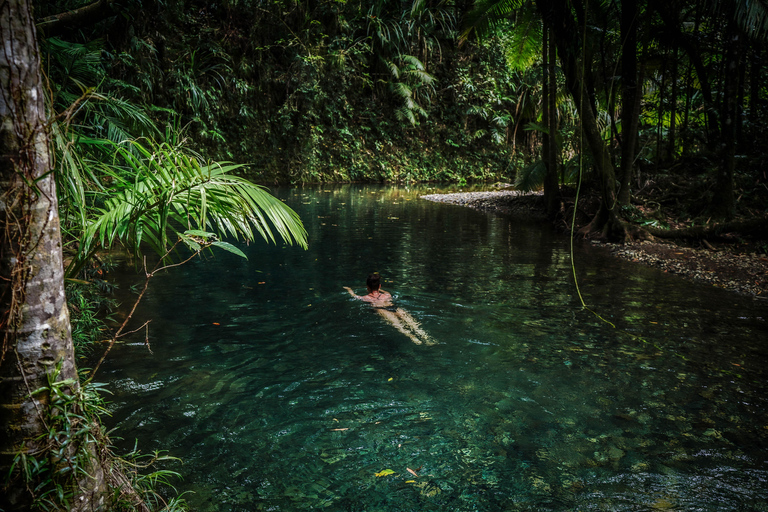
xmin=645 ymin=214 xmax=768 ymax=241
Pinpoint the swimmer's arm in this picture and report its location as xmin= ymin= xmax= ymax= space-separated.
xmin=343 ymin=286 xmax=362 ymax=300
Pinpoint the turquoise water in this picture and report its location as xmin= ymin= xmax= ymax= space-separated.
xmin=101 ymin=184 xmax=768 ymax=511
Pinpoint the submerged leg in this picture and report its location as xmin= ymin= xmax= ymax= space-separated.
xmin=376 ymin=309 xmax=423 ymax=345
xmin=395 ymin=309 xmax=434 ymax=345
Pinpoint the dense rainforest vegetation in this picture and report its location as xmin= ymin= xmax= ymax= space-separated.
xmin=32 ymin=0 xmax=768 ymax=233
xmin=2 ymin=0 xmax=767 ymax=509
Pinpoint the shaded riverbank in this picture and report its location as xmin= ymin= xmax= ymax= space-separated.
xmin=421 ymin=190 xmax=768 ymax=300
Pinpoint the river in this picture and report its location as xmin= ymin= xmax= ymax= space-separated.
xmin=100 ymin=184 xmax=768 ymax=511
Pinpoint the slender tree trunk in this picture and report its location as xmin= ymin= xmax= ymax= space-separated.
xmin=735 ymin=41 xmax=747 ymax=150
xmin=653 ymin=0 xmax=720 ymax=145
xmin=655 ymin=53 xmax=666 ymax=170
xmin=0 ymin=1 xmax=98 ymax=509
xmin=548 ymin=27 xmax=559 ymax=188
xmin=618 ymin=0 xmax=640 ymax=206
xmin=682 ymin=60 xmax=693 ymax=155
xmin=749 ymin=46 xmax=761 ymax=125
xmin=713 ymin=16 xmax=741 ymax=218
xmin=542 ymin=22 xmax=559 ymax=218
xmin=669 ymin=46 xmax=678 ymax=157
xmin=538 ymin=0 xmax=624 ymax=239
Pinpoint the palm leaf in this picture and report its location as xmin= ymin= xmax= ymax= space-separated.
xmin=460 ymin=0 xmax=526 ymax=43
xmin=66 ymin=140 xmax=307 ymax=277
xmin=514 ymin=159 xmax=546 ymax=192
xmin=734 ymin=0 xmax=768 ymax=40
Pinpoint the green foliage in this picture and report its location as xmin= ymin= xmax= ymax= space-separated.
xmin=66 ymin=279 xmax=117 ymax=357
xmin=460 ymin=0 xmax=525 ymax=42
xmin=9 ymin=366 xmax=103 ymax=510
xmin=6 ymin=361 xmax=188 ymax=511
xmin=33 ymin=0 xmax=768 ymax=211
xmin=66 ymin=138 xmax=307 ymax=277
xmin=500 ymin=8 xmax=542 ymax=72
xmin=620 ymin=204 xmax=670 ymax=229
xmin=109 ymin=446 xmax=188 ymax=512
xmin=514 ymin=159 xmax=545 ymax=191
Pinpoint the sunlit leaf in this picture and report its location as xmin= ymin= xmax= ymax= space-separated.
xmin=211 ymin=241 xmax=247 ymax=259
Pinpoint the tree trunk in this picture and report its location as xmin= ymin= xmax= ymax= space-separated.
xmin=547 ymin=26 xmax=559 ymax=189
xmin=713 ymin=16 xmax=741 ymax=218
xmin=669 ymin=46 xmax=678 ymax=158
xmin=653 ymin=0 xmax=720 ymax=145
xmin=655 ymin=51 xmax=666 ymax=170
xmin=0 ymin=1 xmax=101 ymax=509
xmin=538 ymin=0 xmax=625 ymax=239
xmin=542 ymin=22 xmax=559 ymax=218
xmin=618 ymin=0 xmax=640 ymax=206
xmin=749 ymin=46 xmax=761 ymax=126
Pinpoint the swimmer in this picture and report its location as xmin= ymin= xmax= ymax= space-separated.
xmin=344 ymin=273 xmax=433 ymax=345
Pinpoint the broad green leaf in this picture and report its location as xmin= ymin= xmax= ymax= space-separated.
xmin=211 ymin=241 xmax=247 ymax=259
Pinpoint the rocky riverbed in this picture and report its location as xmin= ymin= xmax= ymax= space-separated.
xmin=421 ymin=190 xmax=768 ymax=300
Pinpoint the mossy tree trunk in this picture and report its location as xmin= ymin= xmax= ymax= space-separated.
xmin=0 ymin=1 xmax=101 ymax=509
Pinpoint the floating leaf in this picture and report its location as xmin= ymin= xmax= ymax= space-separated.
xmin=407 ymin=467 xmax=419 ymax=477
xmin=375 ymin=469 xmax=395 ymax=477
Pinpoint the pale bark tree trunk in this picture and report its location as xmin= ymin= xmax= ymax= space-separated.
xmin=0 ymin=1 xmax=100 ymax=509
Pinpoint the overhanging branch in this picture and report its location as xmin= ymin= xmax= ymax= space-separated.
xmin=36 ymin=0 xmax=117 ymax=38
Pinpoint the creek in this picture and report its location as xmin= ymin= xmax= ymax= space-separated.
xmin=101 ymin=184 xmax=768 ymax=511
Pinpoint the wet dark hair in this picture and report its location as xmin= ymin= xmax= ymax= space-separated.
xmin=366 ymin=273 xmax=381 ymax=290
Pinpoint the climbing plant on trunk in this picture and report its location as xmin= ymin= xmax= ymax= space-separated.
xmin=0 ymin=0 xmax=96 ymax=509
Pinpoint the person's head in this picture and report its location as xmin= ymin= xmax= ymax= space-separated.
xmin=366 ymin=273 xmax=382 ymax=291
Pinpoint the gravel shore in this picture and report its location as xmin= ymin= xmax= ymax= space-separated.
xmin=421 ymin=190 xmax=768 ymax=300
xmin=421 ymin=190 xmax=549 ymax=221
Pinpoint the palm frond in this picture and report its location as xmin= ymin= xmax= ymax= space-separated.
xmin=460 ymin=0 xmax=527 ymax=43
xmin=395 ymin=106 xmax=418 ymax=125
xmin=67 ymin=140 xmax=307 ymax=277
xmin=502 ymin=9 xmax=543 ymax=71
xmin=390 ymin=81 xmax=414 ymax=100
xmin=514 ymin=159 xmax=546 ymax=191
xmin=735 ymin=0 xmax=768 ymax=40
xmin=400 ymin=54 xmax=426 ymax=70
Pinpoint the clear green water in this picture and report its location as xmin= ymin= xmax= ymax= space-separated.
xmin=101 ymin=184 xmax=768 ymax=511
